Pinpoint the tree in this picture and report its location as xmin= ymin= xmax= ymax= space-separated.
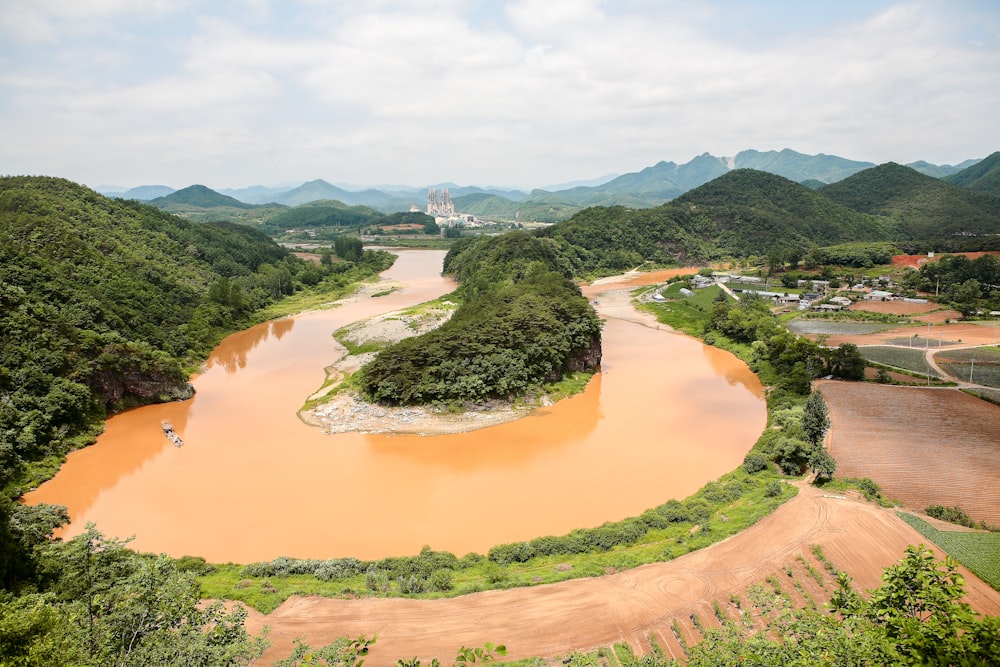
xmin=33 ymin=525 xmax=268 ymax=666
xmin=833 ymin=545 xmax=1000 ymax=665
xmin=802 ymin=390 xmax=830 ymax=446
xmin=828 ymin=343 xmax=866 ymax=380
xmin=334 ymin=236 xmax=363 ymax=262
xmin=808 ymin=444 xmax=837 ymax=481
xmin=950 ymin=278 xmax=982 ymax=317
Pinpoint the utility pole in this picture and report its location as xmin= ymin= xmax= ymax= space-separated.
xmin=970 ymin=357 xmax=975 ymax=384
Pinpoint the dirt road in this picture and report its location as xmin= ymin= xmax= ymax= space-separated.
xmin=246 ymin=482 xmax=1000 ymax=664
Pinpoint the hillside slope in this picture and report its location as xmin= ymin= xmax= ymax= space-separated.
xmin=820 ymin=163 xmax=1000 ymax=240
xmin=945 ymin=150 xmax=1000 ymax=195
xmin=537 ymin=169 xmax=888 ymax=269
xmin=0 ymin=176 xmax=298 ymax=486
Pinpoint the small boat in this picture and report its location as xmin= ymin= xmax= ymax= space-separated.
xmin=162 ymin=420 xmax=183 ymax=447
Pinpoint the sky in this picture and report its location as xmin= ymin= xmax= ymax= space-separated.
xmin=1 ymin=0 xmax=999 ymax=191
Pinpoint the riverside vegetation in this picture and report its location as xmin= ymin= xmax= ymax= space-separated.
xmin=5 ymin=170 xmax=1000 ymax=664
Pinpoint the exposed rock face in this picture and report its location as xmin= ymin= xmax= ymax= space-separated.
xmin=569 ymin=335 xmax=603 ymax=372
xmin=547 ymin=334 xmax=602 ymax=382
xmin=89 ymin=360 xmax=194 ymax=412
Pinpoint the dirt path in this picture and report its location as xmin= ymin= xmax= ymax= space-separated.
xmin=246 ymin=482 xmax=1000 ymax=664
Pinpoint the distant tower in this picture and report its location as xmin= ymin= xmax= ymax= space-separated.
xmin=440 ymin=188 xmax=454 ymax=215
xmin=426 ymin=188 xmax=455 ymax=216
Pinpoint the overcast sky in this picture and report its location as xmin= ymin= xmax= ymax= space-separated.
xmin=2 ymin=0 xmax=998 ymax=191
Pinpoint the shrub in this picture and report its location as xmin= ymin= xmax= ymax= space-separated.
xmin=174 ymin=555 xmax=215 ymax=575
xmin=364 ymin=567 xmax=391 ymax=594
xmin=925 ymin=505 xmax=978 ymax=529
xmin=396 ymin=575 xmax=425 ymax=594
xmin=742 ymin=452 xmax=769 ymax=474
xmin=428 ymin=569 xmax=454 ymax=592
xmin=765 ymin=481 xmax=783 ymax=498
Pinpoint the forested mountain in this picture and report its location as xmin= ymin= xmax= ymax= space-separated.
xmin=444 ymin=150 xmax=981 ymax=222
xmin=102 ymin=184 xmax=175 ymax=200
xmin=121 ymin=149 xmax=984 ymax=223
xmin=0 ymin=176 xmax=337 ymax=493
xmin=270 ymin=179 xmax=418 ymax=210
xmin=260 ymin=199 xmax=385 ymax=236
xmin=149 ymin=184 xmax=255 ymax=210
xmin=944 ymin=151 xmax=1000 ymax=195
xmin=534 ymin=170 xmax=888 ymax=270
xmin=820 ymin=163 xmax=1000 ymax=240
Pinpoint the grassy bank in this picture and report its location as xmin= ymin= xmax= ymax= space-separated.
xmin=198 ymin=470 xmax=797 ymax=613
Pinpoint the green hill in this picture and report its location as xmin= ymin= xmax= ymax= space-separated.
xmin=149 ymin=184 xmax=254 ymax=210
xmin=944 ymin=151 xmax=1000 ymax=195
xmin=0 ymin=176 xmax=308 ymax=489
xmin=534 ymin=170 xmax=890 ymax=270
xmin=261 ymin=199 xmax=384 ymax=235
xmin=820 ymin=163 xmax=1000 ymax=240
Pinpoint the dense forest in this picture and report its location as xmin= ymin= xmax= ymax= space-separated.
xmin=535 ymin=170 xmax=892 ymax=269
xmin=359 ymin=233 xmax=602 ymax=405
xmin=820 ymin=162 xmax=1000 ymax=241
xmin=0 ymin=176 xmax=392 ymax=496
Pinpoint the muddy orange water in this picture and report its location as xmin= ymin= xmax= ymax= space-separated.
xmin=26 ymin=254 xmax=764 ymax=563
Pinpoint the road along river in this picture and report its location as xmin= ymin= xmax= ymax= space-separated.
xmin=26 ymin=251 xmax=765 ymax=563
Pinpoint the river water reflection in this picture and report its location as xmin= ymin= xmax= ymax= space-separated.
xmin=26 ymin=251 xmax=765 ymax=562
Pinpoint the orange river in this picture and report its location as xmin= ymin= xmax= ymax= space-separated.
xmin=25 ymin=250 xmax=765 ymax=563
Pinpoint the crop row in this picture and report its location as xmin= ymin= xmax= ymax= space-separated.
xmin=936 ymin=346 xmax=1000 ymax=388
xmin=897 ymin=513 xmax=1000 ymax=590
xmin=859 ymin=346 xmax=939 ymax=377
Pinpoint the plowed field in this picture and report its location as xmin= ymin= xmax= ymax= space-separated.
xmin=820 ymin=381 xmax=1000 ymax=526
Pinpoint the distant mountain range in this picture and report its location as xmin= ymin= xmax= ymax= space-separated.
xmin=104 ymin=148 xmax=994 ymax=223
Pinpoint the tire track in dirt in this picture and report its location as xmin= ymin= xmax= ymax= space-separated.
xmin=245 ymin=482 xmax=1000 ymax=665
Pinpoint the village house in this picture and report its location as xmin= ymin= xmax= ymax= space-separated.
xmin=865 ymin=290 xmax=894 ymax=301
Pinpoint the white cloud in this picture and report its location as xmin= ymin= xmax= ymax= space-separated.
xmin=1 ymin=0 xmax=998 ymax=188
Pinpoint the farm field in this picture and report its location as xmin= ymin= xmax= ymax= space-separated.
xmin=935 ymin=346 xmax=1000 ymax=388
xmin=898 ymin=513 xmax=1000 ymax=589
xmin=820 ymin=381 xmax=1000 ymax=527
xmin=786 ymin=319 xmax=894 ymax=336
xmin=859 ymin=345 xmax=941 ymax=378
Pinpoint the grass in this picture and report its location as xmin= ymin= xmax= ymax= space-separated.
xmin=199 ymin=471 xmax=798 ymax=613
xmin=635 ymin=284 xmax=720 ymax=336
xmin=897 ymin=513 xmax=1000 ymax=591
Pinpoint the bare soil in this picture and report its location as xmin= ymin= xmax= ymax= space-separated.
xmin=819 ymin=380 xmax=1000 ymax=526
xmin=802 ymin=297 xmax=999 ymax=347
xmin=246 ymin=481 xmax=1000 ymax=665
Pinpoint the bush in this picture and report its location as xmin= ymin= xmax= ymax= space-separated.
xmin=428 ymin=569 xmax=454 ymax=592
xmin=396 ymin=575 xmax=425 ymax=594
xmin=765 ymin=481 xmax=783 ymax=497
xmin=742 ymin=452 xmax=770 ymax=474
xmin=925 ymin=505 xmax=978 ymax=529
xmin=174 ymin=555 xmax=215 ymax=575
xmin=364 ymin=567 xmax=391 ymax=594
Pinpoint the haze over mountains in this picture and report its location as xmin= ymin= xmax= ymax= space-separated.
xmin=100 ymin=148 xmax=984 ymax=212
